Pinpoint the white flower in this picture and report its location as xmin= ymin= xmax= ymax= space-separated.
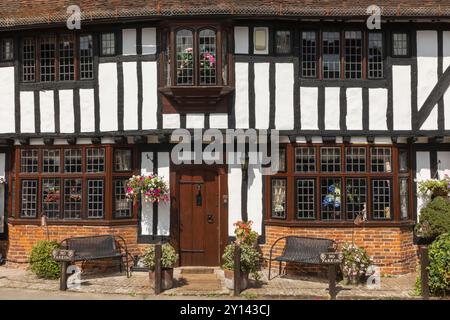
xmin=0 ymin=176 xmax=5 ymax=184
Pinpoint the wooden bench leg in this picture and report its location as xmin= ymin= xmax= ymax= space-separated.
xmin=279 ymin=261 xmax=282 ymax=277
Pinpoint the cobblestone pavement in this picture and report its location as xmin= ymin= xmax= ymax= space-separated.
xmin=0 ymin=266 xmax=419 ymax=299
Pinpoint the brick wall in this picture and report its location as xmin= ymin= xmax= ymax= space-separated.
xmin=262 ymin=225 xmax=418 ymax=275
xmin=4 ymin=223 xmax=148 ymax=269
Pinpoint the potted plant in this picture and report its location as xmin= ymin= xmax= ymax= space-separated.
xmin=418 ymin=177 xmax=450 ymax=199
xmin=222 ymin=221 xmax=261 ymax=290
xmin=141 ymin=243 xmax=179 ymax=290
xmin=341 ymin=243 xmax=373 ymax=285
xmin=126 ymin=174 xmax=169 ymax=205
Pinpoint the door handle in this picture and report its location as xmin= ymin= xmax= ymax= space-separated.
xmin=207 ymin=214 xmax=214 ymax=224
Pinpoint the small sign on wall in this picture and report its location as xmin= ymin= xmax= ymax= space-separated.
xmin=320 ymin=252 xmax=343 ymax=265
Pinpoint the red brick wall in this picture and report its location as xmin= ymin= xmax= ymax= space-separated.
xmin=262 ymin=225 xmax=418 ymax=275
xmin=5 ymin=223 xmax=148 ymax=268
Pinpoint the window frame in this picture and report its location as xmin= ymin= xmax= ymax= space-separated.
xmin=164 ymin=23 xmax=230 ymax=88
xmin=20 ymin=33 xmax=96 ymax=83
xmin=13 ymin=145 xmax=138 ymax=223
xmin=266 ymin=143 xmax=413 ymax=225
xmin=1 ymin=38 xmax=14 ymax=61
xmin=100 ymin=32 xmax=117 ymax=57
xmin=391 ymin=31 xmax=411 ymax=58
xmin=274 ymin=29 xmax=293 ymax=56
xmin=299 ymin=29 xmax=388 ymax=81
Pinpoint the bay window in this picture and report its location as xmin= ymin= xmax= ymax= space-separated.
xmin=13 ymin=146 xmax=136 ymax=222
xmin=267 ymin=144 xmax=412 ymax=224
xmin=162 ymin=24 xmax=231 ymax=88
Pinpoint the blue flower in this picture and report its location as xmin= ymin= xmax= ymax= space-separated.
xmin=328 ymin=185 xmax=335 ymax=193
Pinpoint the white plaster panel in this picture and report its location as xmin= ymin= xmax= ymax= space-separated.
xmin=254 ymin=63 xmax=270 ymax=129
xmin=141 ymin=152 xmax=154 ymax=235
xmin=437 ymin=152 xmax=450 ymax=179
xmin=142 ymin=28 xmax=157 ymax=55
xmin=157 ymin=152 xmax=171 ymax=236
xmin=142 ymin=61 xmax=158 ymax=130
xmin=99 ymin=63 xmax=118 ymax=132
xmin=186 ymin=114 xmax=205 ymax=129
xmin=59 ymin=90 xmax=74 ymax=133
xmin=275 ymin=63 xmax=294 ymax=130
xmin=20 ymin=91 xmax=35 ymax=133
xmin=300 ymin=87 xmax=318 ymax=130
xmin=0 ymin=67 xmax=15 ymax=133
xmin=247 ymin=165 xmax=263 ymax=235
xmin=235 ymin=62 xmax=249 ymax=128
xmin=209 ymin=114 xmax=228 ymax=129
xmin=234 ymin=27 xmax=249 ymax=54
xmin=123 ymin=61 xmax=139 ymax=131
xmin=369 ymin=88 xmax=388 ymax=130
xmin=122 ymin=29 xmax=137 ymax=56
xmin=417 ymin=30 xmax=438 ymax=130
xmin=346 ymin=88 xmax=363 ymax=130
xmin=393 ymin=65 xmax=412 ymax=130
xmin=39 ymin=90 xmax=54 ymax=133
xmin=163 ymin=114 xmax=180 ymax=129
xmin=325 ymin=87 xmax=340 ymax=130
xmin=228 ymin=165 xmax=242 ymax=236
xmin=79 ymin=89 xmax=95 ymax=132
xmin=416 ymin=151 xmax=431 ymax=221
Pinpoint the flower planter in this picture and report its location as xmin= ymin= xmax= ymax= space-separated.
xmin=223 ymin=269 xmax=249 ymax=290
xmin=149 ymin=268 xmax=174 ymax=290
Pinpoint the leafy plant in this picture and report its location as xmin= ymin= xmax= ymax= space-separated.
xmin=126 ymin=174 xmax=169 ymax=205
xmin=415 ymin=196 xmax=450 ymax=240
xmin=234 ymin=220 xmax=258 ymax=246
xmin=341 ymin=243 xmax=372 ymax=284
xmin=418 ymin=179 xmax=449 ymax=198
xmin=222 ymin=220 xmax=262 ymax=280
xmin=426 ymin=233 xmax=450 ymax=296
xmin=141 ymin=243 xmax=179 ymax=271
xmin=222 ymin=243 xmax=261 ymax=280
xmin=29 ymin=240 xmax=61 ymax=279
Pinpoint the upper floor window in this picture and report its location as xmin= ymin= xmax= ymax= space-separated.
xmin=21 ymin=34 xmax=93 ymax=83
xmin=163 ymin=24 xmax=230 ymax=88
xmin=101 ymin=33 xmax=116 ymax=56
xmin=392 ymin=32 xmax=409 ymax=57
xmin=275 ymin=30 xmax=292 ymax=55
xmin=301 ymin=30 xmax=385 ymax=80
xmin=176 ymin=28 xmax=217 ymax=85
xmin=0 ymin=38 xmax=14 ymax=61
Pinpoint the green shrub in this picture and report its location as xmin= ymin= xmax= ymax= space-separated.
xmin=427 ymin=233 xmax=450 ymax=296
xmin=222 ymin=243 xmax=261 ymax=280
xmin=141 ymin=243 xmax=179 ymax=271
xmin=415 ymin=197 xmax=450 ymax=240
xmin=29 ymin=240 xmax=61 ymax=279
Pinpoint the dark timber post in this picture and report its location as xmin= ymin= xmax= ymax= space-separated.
xmin=59 ymin=261 xmax=68 ymax=291
xmin=154 ymin=243 xmax=162 ymax=295
xmin=420 ymin=245 xmax=430 ymax=300
xmin=327 ymin=247 xmax=337 ymax=300
xmin=234 ymin=243 xmax=241 ymax=296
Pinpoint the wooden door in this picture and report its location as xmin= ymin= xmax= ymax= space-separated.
xmin=178 ymin=168 xmax=223 ymax=266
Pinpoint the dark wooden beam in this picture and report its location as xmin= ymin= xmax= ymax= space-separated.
xmin=415 ymin=65 xmax=450 ymax=130
xmin=43 ymin=138 xmax=54 ymax=146
xmin=66 ymin=137 xmax=77 ymax=145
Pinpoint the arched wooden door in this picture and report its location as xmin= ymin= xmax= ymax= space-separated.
xmin=172 ymin=166 xmax=228 ymax=266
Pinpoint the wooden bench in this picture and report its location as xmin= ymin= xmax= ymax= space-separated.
xmin=268 ymin=236 xmax=336 ymax=280
xmin=60 ymin=235 xmax=131 ymax=278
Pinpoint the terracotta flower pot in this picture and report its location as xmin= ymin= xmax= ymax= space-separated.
xmin=149 ymin=268 xmax=174 ymax=290
xmin=223 ymin=269 xmax=249 ymax=290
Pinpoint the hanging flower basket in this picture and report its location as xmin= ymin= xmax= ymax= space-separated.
xmin=126 ymin=174 xmax=170 ymax=205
